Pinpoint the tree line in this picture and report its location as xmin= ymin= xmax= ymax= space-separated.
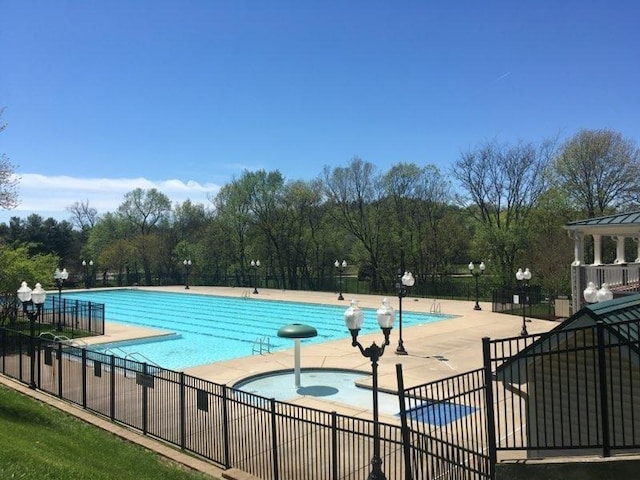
xmin=1 ymin=128 xmax=639 ymax=299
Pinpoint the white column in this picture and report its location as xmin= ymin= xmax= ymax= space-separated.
xmin=613 ymin=236 xmax=626 ymax=264
xmin=570 ymin=231 xmax=584 ymax=266
xmin=592 ymin=234 xmax=602 ymax=265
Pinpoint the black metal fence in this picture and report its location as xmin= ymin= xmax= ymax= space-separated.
xmin=4 ymin=315 xmax=640 ymax=479
xmin=487 ymin=319 xmax=640 ymax=457
xmin=1 ymin=295 xmax=104 ymax=337
xmin=0 ymin=328 xmax=408 ymax=480
xmin=397 ymin=366 xmax=493 ymax=480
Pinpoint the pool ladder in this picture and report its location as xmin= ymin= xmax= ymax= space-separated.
xmin=430 ymin=299 xmax=442 ymax=314
xmin=252 ymin=336 xmax=271 ymax=355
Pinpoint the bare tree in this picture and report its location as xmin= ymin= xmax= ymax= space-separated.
xmin=553 ymin=129 xmax=640 ymax=217
xmin=323 ymin=157 xmax=386 ymax=289
xmin=66 ymin=200 xmax=98 ymax=230
xmin=452 ymin=138 xmax=555 ymax=283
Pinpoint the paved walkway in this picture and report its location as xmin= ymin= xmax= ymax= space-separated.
xmin=2 ymin=286 xmax=562 ymax=479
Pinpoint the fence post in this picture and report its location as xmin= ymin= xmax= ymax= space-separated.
xmin=270 ymin=398 xmax=279 ymax=480
xmin=596 ymin=320 xmax=611 ymax=457
xmin=396 ymin=363 xmax=413 ymax=480
xmin=82 ymin=348 xmax=87 ymax=408
xmin=331 ymin=411 xmax=338 ymax=480
xmin=110 ymin=355 xmax=116 ymax=421
xmin=142 ymin=363 xmax=148 ymax=436
xmin=482 ymin=337 xmax=497 ymax=480
xmin=180 ymin=372 xmax=186 ymax=450
xmin=222 ymin=386 xmax=231 ymax=468
xmin=57 ymin=342 xmax=63 ymax=398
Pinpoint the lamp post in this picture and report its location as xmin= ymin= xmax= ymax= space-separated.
xmin=335 ymin=260 xmax=347 ymax=300
xmin=183 ymin=259 xmax=192 ymax=289
xmin=395 ymin=271 xmax=415 ymax=355
xmin=468 ymin=261 xmax=486 ymax=310
xmin=54 ymin=268 xmax=68 ymax=331
xmin=17 ymin=281 xmax=47 ymax=389
xmin=82 ymin=260 xmax=93 ymax=288
xmin=251 ymin=259 xmax=260 ymax=294
xmin=515 ymin=267 xmax=532 ymax=336
xmin=344 ymin=298 xmax=395 ymax=480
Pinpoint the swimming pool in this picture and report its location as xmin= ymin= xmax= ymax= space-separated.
xmin=61 ymin=289 xmax=449 ymax=370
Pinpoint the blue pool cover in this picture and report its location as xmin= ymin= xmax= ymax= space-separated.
xmin=401 ymin=401 xmax=477 ymax=426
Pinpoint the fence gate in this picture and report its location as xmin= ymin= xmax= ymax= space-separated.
xmin=397 ymin=365 xmax=493 ymax=480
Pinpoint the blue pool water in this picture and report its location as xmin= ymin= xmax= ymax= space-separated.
xmin=61 ymin=289 xmax=450 ymax=371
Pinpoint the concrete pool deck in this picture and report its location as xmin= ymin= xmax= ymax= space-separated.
xmin=83 ymin=285 xmax=560 ymax=421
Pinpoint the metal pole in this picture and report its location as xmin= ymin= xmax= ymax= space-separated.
xmin=369 ymin=348 xmax=385 ymax=480
xmin=28 ymin=309 xmax=36 ymax=389
xmin=396 ymin=290 xmax=406 ymax=355
xmin=474 ymin=273 xmax=481 ymax=310
xmin=520 ymin=282 xmax=528 ymax=336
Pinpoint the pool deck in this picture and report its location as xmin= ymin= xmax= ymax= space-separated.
xmin=1 ymin=286 xmax=562 ymax=479
xmin=85 ymin=286 xmax=560 ymax=418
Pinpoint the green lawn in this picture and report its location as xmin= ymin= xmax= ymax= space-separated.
xmin=0 ymin=384 xmax=218 ymax=479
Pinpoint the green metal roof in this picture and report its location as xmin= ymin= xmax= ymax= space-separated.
xmin=564 ymin=210 xmax=640 ymax=236
xmin=566 ymin=210 xmax=640 ymax=228
xmin=555 ymin=293 xmax=640 ymax=343
xmin=496 ymin=294 xmax=640 ymax=383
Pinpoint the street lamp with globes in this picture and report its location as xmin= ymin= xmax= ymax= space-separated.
xmin=17 ymin=281 xmax=47 ymax=389
xmin=395 ymin=271 xmax=415 ymax=355
xmin=335 ymin=260 xmax=347 ymax=300
xmin=468 ymin=261 xmax=486 ymax=310
xmin=516 ymin=267 xmax=532 ymax=336
xmin=344 ymin=298 xmax=395 ymax=480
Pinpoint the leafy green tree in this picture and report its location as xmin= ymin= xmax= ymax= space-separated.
xmin=452 ymin=138 xmax=555 ymax=284
xmin=553 ymin=128 xmax=640 ymax=217
xmin=117 ymin=188 xmax=172 ymax=285
xmin=526 ymin=188 xmax=576 ymax=296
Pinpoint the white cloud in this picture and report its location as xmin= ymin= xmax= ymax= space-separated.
xmin=0 ymin=174 xmax=221 ymax=223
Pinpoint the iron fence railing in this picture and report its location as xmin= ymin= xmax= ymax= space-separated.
xmin=487 ymin=319 xmax=640 ymax=457
xmin=1 ymin=295 xmax=104 ymax=337
xmin=4 ymin=315 xmax=640 ymax=479
xmin=0 ymin=328 xmax=408 ymax=480
xmin=397 ymin=366 xmax=493 ymax=480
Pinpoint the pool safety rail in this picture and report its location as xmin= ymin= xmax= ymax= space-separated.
xmin=252 ymin=336 xmax=271 ymax=355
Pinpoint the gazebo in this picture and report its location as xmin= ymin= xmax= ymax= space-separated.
xmin=565 ymin=210 xmax=640 ymax=313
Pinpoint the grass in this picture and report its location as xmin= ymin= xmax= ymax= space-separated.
xmin=0 ymin=384 xmax=218 ymax=480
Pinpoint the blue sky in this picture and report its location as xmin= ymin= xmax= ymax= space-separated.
xmin=1 ymin=1 xmax=639 ymax=223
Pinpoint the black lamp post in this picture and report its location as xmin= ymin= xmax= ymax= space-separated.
xmin=335 ymin=259 xmax=347 ymax=300
xmin=468 ymin=261 xmax=486 ymax=310
xmin=17 ymin=281 xmax=47 ymax=389
xmin=54 ymin=268 xmax=68 ymax=331
xmin=183 ymin=259 xmax=192 ymax=289
xmin=251 ymin=259 xmax=260 ymax=294
xmin=82 ymin=260 xmax=93 ymax=289
xmin=395 ymin=271 xmax=415 ymax=355
xmin=344 ymin=298 xmax=395 ymax=480
xmin=516 ymin=267 xmax=532 ymax=336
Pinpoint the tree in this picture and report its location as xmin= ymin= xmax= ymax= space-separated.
xmin=117 ymin=188 xmax=172 ymax=285
xmin=553 ymin=129 xmax=640 ymax=217
xmin=66 ymin=200 xmax=98 ymax=231
xmin=452 ymin=138 xmax=555 ymax=284
xmin=381 ymin=163 xmax=453 ymax=283
xmin=323 ymin=157 xmax=386 ymax=290
xmin=0 ymin=109 xmax=19 ymax=210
